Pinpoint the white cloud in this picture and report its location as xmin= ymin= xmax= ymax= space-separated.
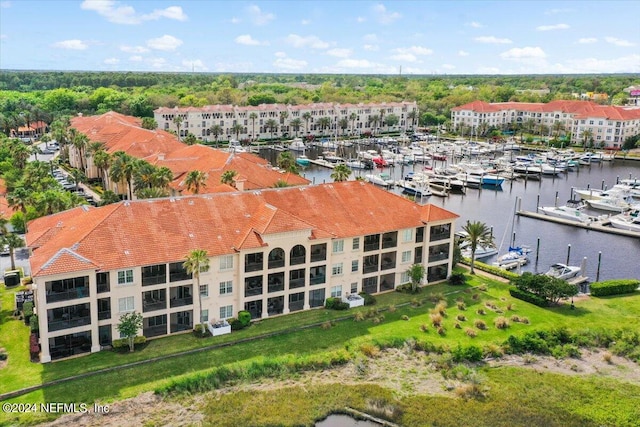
xmin=605 ymin=36 xmax=635 ymax=47
xmin=578 ymin=38 xmax=598 ymax=44
xmin=536 ymin=23 xmax=570 ymax=31
xmin=0 ymin=34 xmax=6 ymax=40
xmin=390 ymin=53 xmax=418 ymax=63
xmin=372 ymin=4 xmax=401 ymax=24
xmin=231 ymin=17 xmax=240 ymax=24
xmin=273 ymin=55 xmax=307 ymax=71
xmin=500 ymin=46 xmax=547 ymax=60
xmin=182 ymin=59 xmax=208 ymax=72
xmin=53 ymin=39 xmax=88 ymax=50
xmin=285 ymin=34 xmax=329 ymax=49
xmin=336 ymin=59 xmax=377 ymax=68
xmin=442 ymin=64 xmax=456 ymax=70
xmin=394 ymin=46 xmax=433 ymax=56
xmin=363 ymin=44 xmax=379 ymax=51
xmin=235 ymin=34 xmax=267 ymax=46
xmin=129 ymin=55 xmax=143 ymax=62
xmin=246 ymin=4 xmax=275 ymax=25
xmin=301 ymin=19 xmax=310 ymax=25
xmin=356 ymin=16 xmax=366 ymax=23
xmin=80 ymin=1 xmax=187 ymax=25
xmin=552 ymin=54 xmax=640 ymax=73
xmin=274 ymin=51 xmax=287 ymax=58
xmin=326 ymin=48 xmax=352 ymax=58
xmin=120 ymin=45 xmax=149 ymax=53
xmin=104 ymin=57 xmax=119 ymax=65
xmin=545 ymin=8 xmax=571 ymax=15
xmin=146 ymin=35 xmax=183 ymax=51
xmin=148 ymin=57 xmax=166 ymax=68
xmin=458 ymin=50 xmax=469 ymax=56
xmin=363 ymin=34 xmax=378 ymax=42
xmin=0 ymin=1 xmax=10 ymax=8
xmin=468 ymin=21 xmax=483 ymax=28
xmin=474 ymin=36 xmax=512 ymax=44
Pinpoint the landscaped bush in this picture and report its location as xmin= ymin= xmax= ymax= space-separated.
xmin=430 ymin=312 xmax=443 ymax=327
xmin=434 ymin=301 xmax=447 ymax=316
xmin=456 ymin=314 xmax=466 ymax=321
xmin=324 ymin=297 xmax=349 ymax=310
xmin=22 ymin=301 xmax=34 ymax=325
xmin=590 ymin=279 xmax=639 ymax=297
xmin=474 ymin=319 xmax=487 ymax=330
xmin=509 ymin=287 xmax=549 ymax=307
xmin=457 ymin=301 xmax=466 ymax=310
xmin=452 ymin=344 xmax=484 ymax=362
xmin=465 ymin=328 xmax=477 ymax=338
xmin=238 ymin=310 xmax=252 ymax=328
xmin=494 ymin=316 xmax=510 ymax=329
xmin=193 ymin=324 xmax=211 ymax=337
xmin=394 ymin=283 xmax=413 ymax=293
xmin=112 ymin=336 xmax=146 ymax=349
xmin=359 ymin=292 xmax=376 ymax=306
xmin=448 ymin=272 xmax=467 ymax=286
xmin=29 ymin=314 xmax=39 ymax=332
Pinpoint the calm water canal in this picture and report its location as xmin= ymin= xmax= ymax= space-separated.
xmin=259 ymin=146 xmax=640 ymax=282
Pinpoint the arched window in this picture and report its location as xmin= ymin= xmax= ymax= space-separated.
xmin=290 ymin=245 xmax=306 ymax=266
xmin=268 ymin=248 xmax=285 ymax=269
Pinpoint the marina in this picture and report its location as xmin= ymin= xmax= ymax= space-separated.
xmin=256 ymin=142 xmax=640 ymax=282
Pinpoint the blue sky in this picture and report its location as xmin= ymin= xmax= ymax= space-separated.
xmin=1 ymin=1 xmax=639 ymax=74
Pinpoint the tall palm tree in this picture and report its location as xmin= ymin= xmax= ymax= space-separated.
xmin=265 ymin=119 xmax=278 ymax=141
xmin=318 ymin=117 xmax=331 ymax=136
xmin=330 ymin=164 xmax=352 ymax=182
xmin=10 ymin=143 xmax=31 ymax=170
xmin=407 ymin=110 xmax=418 ymax=132
xmin=51 ymin=117 xmax=71 ymax=148
xmin=136 ymin=187 xmax=169 ymax=199
xmin=6 ymin=187 xmax=32 ymax=214
xmin=290 ymin=118 xmax=302 ymax=137
xmin=249 ymin=112 xmax=258 ymax=141
xmin=369 ymin=114 xmax=379 ymax=135
xmin=209 ymin=124 xmax=222 ymax=147
xmin=183 ymin=249 xmax=210 ymax=336
xmin=231 ymin=123 xmax=244 ymax=142
xmin=349 ymin=112 xmax=358 ymax=135
xmin=110 ymin=151 xmax=137 ymax=200
xmin=220 ymin=170 xmax=238 ymax=187
xmin=70 ymin=129 xmax=90 ymax=172
xmin=276 ymin=152 xmax=298 ymax=174
xmin=279 ymin=111 xmax=289 ymax=136
xmin=461 ymin=220 xmax=494 ymax=275
xmin=93 ymin=149 xmax=112 ymax=188
xmin=173 ymin=116 xmax=183 ymax=140
xmin=133 ymin=160 xmax=156 ymax=191
xmin=153 ymin=166 xmax=173 ymax=190
xmin=581 ymin=129 xmax=594 ymax=148
xmin=302 ymin=112 xmax=312 ymax=136
xmin=185 ymin=170 xmax=208 ymax=194
xmin=339 ymin=117 xmax=349 ymax=136
xmin=378 ymin=108 xmax=386 ymax=134
xmin=552 ymin=121 xmax=565 ymax=139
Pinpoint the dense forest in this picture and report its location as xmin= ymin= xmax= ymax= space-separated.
xmin=0 ymin=71 xmax=638 ymax=133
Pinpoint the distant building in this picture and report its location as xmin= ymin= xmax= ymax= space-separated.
xmin=451 ymin=100 xmax=640 ymax=149
xmin=154 ymin=101 xmax=419 ymax=141
xmin=623 ymin=85 xmax=640 ymax=106
xmin=28 ymin=182 xmax=458 ymax=362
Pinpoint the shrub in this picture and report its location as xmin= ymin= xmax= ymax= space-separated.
xmin=456 ymin=314 xmax=467 ymax=321
xmin=112 ymin=336 xmax=146 ymax=349
xmin=388 ymin=304 xmax=397 ymax=313
xmin=420 ymin=323 xmax=429 ymax=333
xmin=353 ymin=312 xmax=365 ymax=322
xmin=395 ymin=283 xmax=413 ymax=293
xmin=437 ymin=326 xmax=446 ymax=336
xmin=509 ymin=287 xmax=549 ymax=307
xmin=590 ymin=279 xmax=639 ymax=297
xmin=325 ymin=297 xmax=349 ymax=310
xmin=430 ymin=312 xmax=443 ymax=327
xmin=478 ymin=284 xmax=488 ymax=291
xmin=476 ymin=309 xmax=486 ymax=315
xmin=506 ymin=303 xmax=514 ymax=311
xmin=521 ymin=317 xmax=530 ymax=324
xmin=238 ymin=310 xmax=252 ymax=328
xmin=320 ymin=321 xmax=332 ymax=330
xmin=29 ymin=314 xmax=39 ymax=332
xmin=0 ymin=352 xmax=7 ymax=361
xmin=360 ymin=343 xmax=380 ymax=358
xmin=472 ymin=293 xmax=480 ymax=301
xmin=474 ymin=319 xmax=487 ymax=330
xmin=410 ymin=298 xmax=423 ymax=307
xmin=465 ymin=328 xmax=477 ymax=338
xmin=435 ymin=301 xmax=448 ymax=316
xmin=510 ymin=315 xmax=521 ymax=323
xmin=452 ymin=344 xmax=484 ymax=362
xmin=229 ymin=318 xmax=244 ymax=331
xmin=428 ymin=292 xmax=445 ymax=303
xmin=448 ymin=272 xmax=467 ymax=286
xmin=494 ymin=316 xmax=510 ymax=329
xmin=22 ymin=301 xmax=34 ymax=324
xmin=365 ymin=307 xmax=379 ymax=318
xmin=401 ymin=315 xmax=410 ymax=321
xmin=457 ymin=301 xmax=466 ymax=310
xmin=454 ymin=322 xmax=461 ymax=329
xmin=483 ymin=343 xmax=504 ymax=358
xmin=359 ymin=292 xmax=377 ymax=306
xmin=602 ymin=351 xmax=613 ymax=364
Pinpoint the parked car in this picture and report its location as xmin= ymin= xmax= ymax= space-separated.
xmin=1 ymin=244 xmax=10 ymax=256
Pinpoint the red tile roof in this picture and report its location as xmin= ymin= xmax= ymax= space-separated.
xmin=27 ymin=182 xmax=458 ymax=277
xmin=453 ymin=100 xmax=640 ymax=120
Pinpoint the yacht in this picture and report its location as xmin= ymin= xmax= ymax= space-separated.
xmin=545 ymin=263 xmax=581 ymax=281
xmin=539 ymin=205 xmax=592 ymax=223
xmin=608 ymin=210 xmax=640 ymax=232
xmin=364 ymin=173 xmax=394 ymax=188
xmin=288 ymin=138 xmax=306 ymax=152
xmin=586 ymin=196 xmax=635 ymax=213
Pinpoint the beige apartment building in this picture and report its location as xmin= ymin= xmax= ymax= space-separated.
xmin=154 ymin=101 xmax=419 ymax=141
xmin=451 ymin=100 xmax=640 ymax=149
xmin=28 ymin=181 xmax=458 ymax=362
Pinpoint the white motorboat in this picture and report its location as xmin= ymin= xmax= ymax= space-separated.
xmin=495 ymin=246 xmax=530 ymax=268
xmin=586 ymin=196 xmax=635 ymax=213
xmin=365 ymin=173 xmax=394 ymax=188
xmin=461 ymin=244 xmax=498 ymax=259
xmin=289 ymin=138 xmax=306 ymax=152
xmin=396 ymin=180 xmax=432 ymax=198
xmin=539 ymin=205 xmax=592 ymax=223
xmin=545 ymin=263 xmax=581 ymax=281
xmin=580 ymin=152 xmax=604 ymax=163
xmin=608 ymin=210 xmax=640 ymax=232
xmin=345 ymin=158 xmax=372 ymax=170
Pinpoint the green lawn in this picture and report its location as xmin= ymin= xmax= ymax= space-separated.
xmin=1 ymin=273 xmax=639 ymax=426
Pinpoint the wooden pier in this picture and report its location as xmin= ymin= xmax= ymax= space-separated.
xmin=516 ymin=210 xmax=640 ymax=238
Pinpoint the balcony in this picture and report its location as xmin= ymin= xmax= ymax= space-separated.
xmin=143 ymin=300 xmax=167 ymax=313
xmin=310 ymin=251 xmax=326 ymax=263
xmin=244 ymin=285 xmax=263 ymax=297
xmin=268 ymin=257 xmax=285 ymax=269
xmin=170 ymin=296 xmax=193 ymax=308
xmin=363 ymin=242 xmax=380 ymax=252
xmin=289 ymin=277 xmax=305 ymax=289
xmin=170 ymin=323 xmax=192 ymax=333
xmin=290 ymin=255 xmax=305 ymax=265
xmin=309 ymin=274 xmax=326 ymax=285
xmin=430 ymin=231 xmax=451 ymax=242
xmin=46 ymin=287 xmax=89 ymax=303
xmin=429 ymin=251 xmax=450 ymax=262
xmin=245 ymin=262 xmax=263 ymax=273
xmin=143 ymin=325 xmax=167 ymax=338
xmin=48 ymin=315 xmax=91 ymax=332
xmin=97 ymin=283 xmax=110 ymax=294
xmin=98 ymin=310 xmax=111 ymax=320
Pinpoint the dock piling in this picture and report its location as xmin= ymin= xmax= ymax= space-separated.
xmin=566 ymin=244 xmax=571 ymax=265
xmin=596 ymin=251 xmax=602 ymax=282
xmin=535 ymin=237 xmax=540 ymax=262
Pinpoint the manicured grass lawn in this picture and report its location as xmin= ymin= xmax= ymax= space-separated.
xmin=2 ymin=272 xmax=639 ymax=426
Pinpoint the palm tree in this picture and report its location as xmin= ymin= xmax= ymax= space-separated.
xmin=318 ymin=117 xmax=331 ymax=136
xmin=110 ymin=151 xmax=137 ymax=200
xmin=10 ymin=143 xmax=31 ymax=169
xmin=461 ymin=220 xmax=494 ymax=275
xmin=302 ymin=112 xmax=312 ymax=136
xmin=136 ymin=187 xmax=169 ymax=199
xmin=209 ymin=124 xmax=222 ymax=147
xmin=407 ymin=263 xmax=425 ymax=293
xmin=276 ymin=152 xmax=298 ymax=174
xmin=581 ymin=129 xmax=594 ymax=149
xmin=265 ymin=119 xmax=278 ymax=141
xmin=339 ymin=117 xmax=349 ymax=136
xmin=68 ymin=168 xmax=87 ymax=192
xmin=1 ymin=233 xmax=25 ymax=270
xmin=231 ymin=123 xmax=244 ymax=143
xmin=220 ymin=170 xmax=238 ymax=187
xmin=70 ymin=129 xmax=89 ymax=172
xmin=249 ymin=112 xmax=258 ymax=141
xmin=152 ymin=166 xmax=173 ymax=190
xmin=330 ymin=164 xmax=352 ymax=182
xmin=99 ymin=190 xmax=120 ymax=206
xmin=384 ymin=114 xmax=399 ymax=133
xmin=349 ymin=112 xmax=358 ymax=135
xmin=133 ymin=160 xmax=156 ymax=191
xmin=273 ymin=179 xmax=290 ymax=188
xmin=378 ymin=108 xmax=386 ymax=134
xmin=407 ymin=110 xmax=418 ymax=132
xmin=183 ymin=249 xmax=210 ymax=336
xmin=6 ymin=187 xmax=32 ymax=214
xmin=93 ymin=149 xmax=112 ymax=187
xmin=173 ymin=116 xmax=183 ymax=140
xmin=185 ymin=170 xmax=208 ymax=194
xmin=552 ymin=121 xmax=565 ymax=139
xmin=279 ymin=111 xmax=289 ymax=136
xmin=290 ymin=118 xmax=302 ymax=137
xmin=51 ymin=118 xmax=71 ymax=148
xmin=368 ymin=114 xmax=379 ymax=135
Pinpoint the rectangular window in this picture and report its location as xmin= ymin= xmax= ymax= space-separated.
xmin=332 ymin=263 xmax=343 ymax=276
xmin=169 ymin=262 xmax=191 ymax=282
xmin=199 ymin=284 xmax=209 ymax=297
xmin=201 ymin=309 xmax=209 ymax=323
xmin=402 ymin=250 xmax=412 ymax=263
xmin=330 ymin=285 xmax=342 ymax=298
xmin=351 ymin=282 xmax=358 ymax=294
xmin=403 ymin=229 xmax=413 ymax=243
xmin=220 ymin=255 xmax=234 ymax=270
xmin=416 ymin=227 xmax=425 ymax=243
xmin=220 ymin=305 xmax=233 ymax=319
xmin=401 ymin=271 xmax=410 ymax=284
xmin=245 ymin=252 xmax=264 ymax=272
xmin=352 ymin=237 xmax=360 ymax=250
xmin=118 ymin=296 xmax=134 ymax=313
xmin=219 ymin=280 xmax=233 ymax=295
xmin=332 ymin=240 xmax=344 ymax=253
xmin=117 ymin=269 xmax=134 ymax=285
xmin=142 ymin=264 xmax=167 ymax=286
xmin=351 ymin=260 xmax=359 ymax=272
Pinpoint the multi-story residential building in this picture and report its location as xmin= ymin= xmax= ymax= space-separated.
xmin=451 ymin=100 xmax=640 ymax=149
xmin=68 ymin=112 xmax=309 ymax=197
xmin=27 ymin=181 xmax=457 ymax=362
xmin=153 ymin=101 xmax=419 ymax=141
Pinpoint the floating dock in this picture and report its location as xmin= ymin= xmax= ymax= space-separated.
xmin=307 ymin=158 xmax=336 ymax=169
xmin=516 ymin=210 xmax=640 ymax=238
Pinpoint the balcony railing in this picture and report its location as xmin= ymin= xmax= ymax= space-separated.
xmin=381 ymin=239 xmax=397 ymax=249
xmin=170 ymin=323 xmax=192 ymax=333
xmin=289 ymin=278 xmax=305 ymax=289
xmin=289 ymin=300 xmax=304 ymax=312
xmin=245 ymin=286 xmax=263 ymax=297
xmin=170 ymin=296 xmax=193 ymax=308
xmin=97 ymin=283 xmax=110 ymax=293
xmin=48 ymin=316 xmax=91 ymax=332
xmin=46 ymin=287 xmax=89 ymax=303
xmin=143 ymin=325 xmax=167 ymax=338
xmin=98 ymin=310 xmax=111 ymax=320
xmin=245 ymin=262 xmax=263 ymax=272
xmin=381 ymin=260 xmax=396 ymax=270
xmin=290 ymin=255 xmax=305 ymax=265
xmin=309 ymin=274 xmax=326 ymax=285
xmin=268 ymin=258 xmax=285 ymax=269
xmin=430 ymin=231 xmax=451 ymax=242
xmin=363 ymin=265 xmax=378 ymax=274
xmin=268 ymin=283 xmax=284 ymax=293
xmin=364 ymin=243 xmax=379 ymax=252
xmin=143 ymin=300 xmax=167 ymax=312
xmin=429 ymin=252 xmax=450 ymax=262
